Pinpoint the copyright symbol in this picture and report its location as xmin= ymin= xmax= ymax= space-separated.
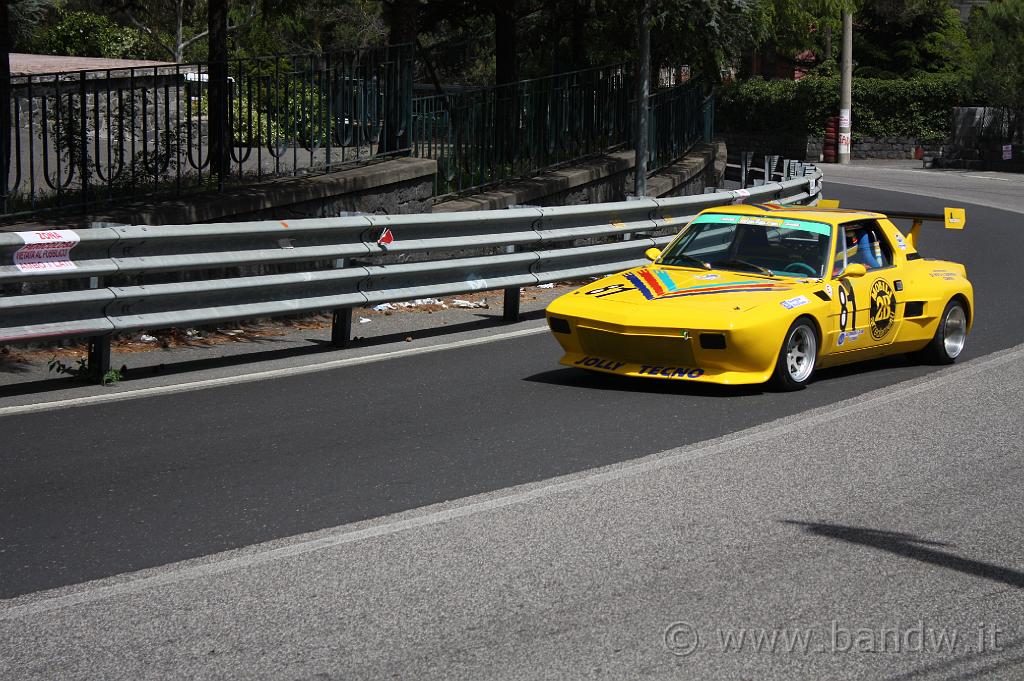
xmin=664 ymin=621 xmax=700 ymax=657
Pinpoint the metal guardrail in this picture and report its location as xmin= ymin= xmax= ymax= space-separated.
xmin=0 ymin=167 xmax=821 ymax=377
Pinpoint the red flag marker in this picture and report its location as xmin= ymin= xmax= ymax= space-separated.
xmin=377 ymin=227 xmax=394 ymax=247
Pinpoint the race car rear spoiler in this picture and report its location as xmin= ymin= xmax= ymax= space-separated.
xmin=818 ymin=201 xmax=965 ymax=250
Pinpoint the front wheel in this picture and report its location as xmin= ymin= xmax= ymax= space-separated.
xmin=918 ymin=299 xmax=968 ymax=365
xmin=770 ymin=319 xmax=818 ymax=391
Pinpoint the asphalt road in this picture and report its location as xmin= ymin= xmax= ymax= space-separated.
xmin=2 ymin=172 xmax=1023 ymax=679
xmin=3 ymin=344 xmax=1022 ymax=681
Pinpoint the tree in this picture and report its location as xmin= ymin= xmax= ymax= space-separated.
xmin=383 ymin=0 xmax=418 ymax=46
xmin=208 ymin=0 xmax=229 ymax=183
xmin=852 ymin=0 xmax=971 ymax=78
xmin=116 ymin=0 xmax=257 ymax=62
xmin=969 ymin=0 xmax=1024 ymax=142
xmin=2 ymin=0 xmax=12 ymax=214
xmin=9 ymin=0 xmax=55 ymax=48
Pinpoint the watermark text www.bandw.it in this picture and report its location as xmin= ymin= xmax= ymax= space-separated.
xmin=663 ymin=620 xmax=1004 ymax=657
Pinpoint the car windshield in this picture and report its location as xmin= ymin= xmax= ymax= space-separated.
xmin=658 ymin=213 xmax=833 ymax=279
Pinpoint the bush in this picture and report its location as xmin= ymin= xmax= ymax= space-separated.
xmin=718 ymin=73 xmax=970 ymax=143
xmin=30 ymin=10 xmax=153 ymax=60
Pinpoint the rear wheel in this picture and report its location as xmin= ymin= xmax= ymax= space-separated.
xmin=918 ymin=299 xmax=968 ymax=365
xmin=770 ymin=318 xmax=818 ymax=391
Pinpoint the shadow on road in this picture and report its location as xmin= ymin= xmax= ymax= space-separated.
xmin=523 ymin=351 xmax=929 ymax=397
xmin=335 ymin=308 xmax=547 ymax=349
xmin=785 ymin=520 xmax=1024 ymax=589
xmin=0 ymin=311 xmax=547 ymax=401
xmin=522 ymin=367 xmax=767 ymax=398
xmin=883 ymin=636 xmax=1024 ymax=681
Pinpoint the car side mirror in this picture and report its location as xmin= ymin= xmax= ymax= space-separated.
xmin=644 ymin=247 xmax=662 ymax=262
xmin=838 ymin=263 xmax=867 ymax=279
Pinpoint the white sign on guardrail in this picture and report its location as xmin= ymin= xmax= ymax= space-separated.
xmin=14 ymin=230 xmax=81 ymax=272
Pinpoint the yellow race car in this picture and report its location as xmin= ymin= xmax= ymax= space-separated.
xmin=546 ymin=202 xmax=973 ymax=390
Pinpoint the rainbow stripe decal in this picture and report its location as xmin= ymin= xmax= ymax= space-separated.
xmin=624 ymin=269 xmax=792 ymax=301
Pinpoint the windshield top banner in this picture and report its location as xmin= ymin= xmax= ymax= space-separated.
xmin=692 ymin=214 xmax=831 ymax=237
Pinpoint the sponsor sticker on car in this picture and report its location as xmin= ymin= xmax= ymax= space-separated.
xmin=780 ymin=295 xmax=811 ymax=310
xmin=837 ymin=329 xmax=864 ymax=347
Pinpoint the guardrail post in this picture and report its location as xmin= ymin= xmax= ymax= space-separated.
xmin=86 ymin=222 xmax=115 ymax=383
xmin=331 ymin=257 xmax=353 ymax=347
xmin=87 ymin=334 xmax=111 ymax=383
xmin=502 ymin=245 xmax=520 ymax=322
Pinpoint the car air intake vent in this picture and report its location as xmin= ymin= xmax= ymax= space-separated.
xmin=904 ymin=301 xmax=925 ymax=318
xmin=700 ymin=333 xmax=727 ymax=350
xmin=548 ymin=317 xmax=571 ymax=334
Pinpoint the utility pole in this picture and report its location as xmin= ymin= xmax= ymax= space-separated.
xmin=838 ymin=10 xmax=853 ymax=165
xmin=634 ymin=0 xmax=651 ymax=197
xmin=1 ymin=0 xmax=11 ymax=214
xmin=208 ymin=0 xmax=229 ymax=185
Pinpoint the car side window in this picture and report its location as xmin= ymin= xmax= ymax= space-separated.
xmin=836 ymin=220 xmax=893 ymax=272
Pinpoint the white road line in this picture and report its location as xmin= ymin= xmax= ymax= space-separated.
xmin=2 ymin=342 xmax=1022 ymax=621
xmin=0 ymin=325 xmax=549 ymax=418
xmin=965 ymin=175 xmax=1020 ymax=183
xmin=827 ymin=169 xmax=1023 ymax=184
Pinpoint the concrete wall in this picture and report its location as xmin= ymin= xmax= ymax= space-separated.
xmin=718 ymin=132 xmax=811 ymax=162
xmin=10 ymin=142 xmax=721 ymax=230
xmin=6 ymin=157 xmax=437 ymax=231
xmin=433 ymin=142 xmax=724 ymax=213
xmin=723 ymin=131 xmax=941 ymax=162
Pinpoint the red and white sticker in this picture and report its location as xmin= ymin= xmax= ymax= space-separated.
xmin=14 ymin=230 xmax=81 ymax=272
xmin=838 ymin=133 xmax=852 ymax=154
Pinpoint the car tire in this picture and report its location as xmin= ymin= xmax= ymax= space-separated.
xmin=770 ymin=318 xmax=818 ymax=391
xmin=918 ymin=299 xmax=968 ymax=365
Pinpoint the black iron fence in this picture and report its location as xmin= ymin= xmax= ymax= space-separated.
xmin=1 ymin=45 xmax=414 ymax=219
xmin=647 ymin=81 xmax=708 ymax=174
xmin=2 ymin=49 xmax=714 ymax=219
xmin=412 ymin=65 xmax=633 ymax=197
xmin=413 ymin=68 xmax=713 ymax=198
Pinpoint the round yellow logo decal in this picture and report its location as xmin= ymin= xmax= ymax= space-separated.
xmin=869 ymin=279 xmax=896 ymax=340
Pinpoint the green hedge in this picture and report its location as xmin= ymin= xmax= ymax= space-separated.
xmin=717 ymin=74 xmax=970 ymax=143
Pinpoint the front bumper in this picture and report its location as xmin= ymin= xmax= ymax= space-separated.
xmin=547 ymin=313 xmax=782 ymax=386
xmin=559 ymin=352 xmax=773 ymax=385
